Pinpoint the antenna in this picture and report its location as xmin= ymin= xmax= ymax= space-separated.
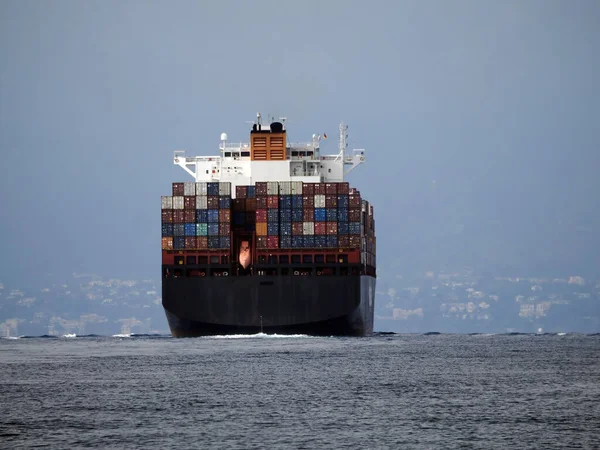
xmin=339 ymin=121 xmax=348 ymax=161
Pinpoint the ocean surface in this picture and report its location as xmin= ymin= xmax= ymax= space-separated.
xmin=1 ymin=333 xmax=599 ymax=449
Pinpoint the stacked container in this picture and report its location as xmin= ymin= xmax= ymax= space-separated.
xmin=162 ymin=182 xmax=232 ymax=250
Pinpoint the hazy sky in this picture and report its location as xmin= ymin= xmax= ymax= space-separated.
xmin=1 ymin=0 xmax=599 ymax=281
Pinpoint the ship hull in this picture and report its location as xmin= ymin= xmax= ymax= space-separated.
xmin=162 ymin=275 xmax=375 ymax=337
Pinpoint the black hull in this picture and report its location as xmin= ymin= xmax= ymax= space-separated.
xmin=162 ymin=275 xmax=375 ymax=337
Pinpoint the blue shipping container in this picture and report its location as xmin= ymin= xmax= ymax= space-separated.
xmin=207 ymin=182 xmax=219 ymax=196
xmin=174 ymin=236 xmax=185 ymax=249
xmin=219 ymin=197 xmax=231 ymax=209
xmin=279 ymin=208 xmax=292 ymax=222
xmin=173 ymin=224 xmax=185 ymax=236
xmin=338 ymin=222 xmax=349 ymax=235
xmin=338 ymin=208 xmax=349 ymax=222
xmin=292 ymin=209 xmax=303 ymax=222
xmin=207 ymin=210 xmax=219 ymax=223
xmin=292 ymin=195 xmax=303 ymax=209
xmin=303 ymin=235 xmax=315 ymax=248
xmin=162 ymin=224 xmax=173 ymax=237
xmin=208 ymin=236 xmax=220 ymax=248
xmin=349 ymin=222 xmax=361 ymax=235
xmin=185 ymin=223 xmax=196 ymax=236
xmin=196 ymin=209 xmax=208 ymax=223
xmin=267 ymin=209 xmax=279 ymax=222
xmin=208 ymin=223 xmax=220 ymax=236
xmin=314 ymin=235 xmax=327 ymax=248
xmin=267 ymin=223 xmax=279 ymax=235
xmin=327 ymin=236 xmax=338 ymax=248
xmin=280 ymin=236 xmax=292 ymax=248
xmin=314 ymin=208 xmax=327 ymax=222
xmin=279 ymin=195 xmax=292 ymax=209
xmin=280 ymin=222 xmax=292 ymax=236
xmin=326 ymin=208 xmax=338 ymax=222
xmin=337 ymin=195 xmax=349 ymax=208
xmin=247 ymin=186 xmax=256 ymax=198
xmin=291 ymin=236 xmax=303 ymax=248
xmin=220 ymin=236 xmax=231 ymax=249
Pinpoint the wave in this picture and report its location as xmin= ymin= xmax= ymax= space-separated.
xmin=204 ymin=333 xmax=311 ymax=339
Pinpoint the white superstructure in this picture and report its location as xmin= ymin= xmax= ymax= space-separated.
xmin=173 ymin=113 xmax=365 ymax=198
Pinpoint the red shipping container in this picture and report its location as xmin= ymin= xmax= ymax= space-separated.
xmin=302 ymin=195 xmax=314 ymax=208
xmin=197 ymin=236 xmax=208 ymax=249
xmin=303 ymin=208 xmax=314 ymax=222
xmin=338 ymin=235 xmax=350 ymax=247
xmin=326 ymin=222 xmax=338 ymax=235
xmin=162 ymin=210 xmax=173 ymax=223
xmin=184 ymin=210 xmax=195 ymax=222
xmin=219 ymin=209 xmax=231 ymax=223
xmin=349 ymin=235 xmax=361 ymax=248
xmin=246 ymin=198 xmax=257 ymax=211
xmin=314 ymin=183 xmax=326 ymax=195
xmin=255 ymin=182 xmax=268 ymax=196
xmin=267 ymin=195 xmax=278 ymax=208
xmin=349 ymin=194 xmax=361 ymax=207
xmin=325 ymin=183 xmax=337 ymax=195
xmin=184 ymin=196 xmax=196 ymax=210
xmin=257 ymin=236 xmax=268 ymax=249
xmin=185 ymin=236 xmax=197 ymax=249
xmin=325 ymin=195 xmax=337 ymax=208
xmin=219 ymin=223 xmax=231 ymax=236
xmin=162 ymin=237 xmax=173 ymax=250
xmin=174 ymin=210 xmax=185 ymax=223
xmin=292 ymin=223 xmax=303 ymax=235
xmin=256 ymin=196 xmax=268 ymax=209
xmin=236 ymin=185 xmax=248 ymax=199
xmin=349 ymin=208 xmax=361 ymax=222
xmin=267 ymin=236 xmax=279 ymax=248
xmin=172 ymin=182 xmax=184 ymax=196
xmin=207 ymin=196 xmax=219 ymax=209
xmin=337 ymin=182 xmax=350 ymax=195
xmin=256 ymin=209 xmax=268 ymax=222
xmin=233 ymin=198 xmax=246 ymax=211
xmin=302 ymin=183 xmax=315 ymax=195
xmin=315 ymin=222 xmax=327 ymax=235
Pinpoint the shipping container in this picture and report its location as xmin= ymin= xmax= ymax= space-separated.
xmin=174 ymin=236 xmax=185 ymax=250
xmin=279 ymin=195 xmax=292 ymax=209
xmin=302 ymin=195 xmax=314 ymax=208
xmin=267 ymin=209 xmax=279 ymax=222
xmin=349 ymin=235 xmax=361 ymax=248
xmin=314 ymin=183 xmax=326 ymax=195
xmin=208 ymin=223 xmax=220 ymax=236
xmin=325 ymin=195 xmax=337 ymax=208
xmin=162 ymin=210 xmax=173 ymax=223
xmin=337 ymin=182 xmax=350 ymax=195
xmin=337 ymin=195 xmax=349 ymax=209
xmin=184 ymin=196 xmax=196 ymax=210
xmin=184 ymin=210 xmax=195 ymax=223
xmin=338 ymin=222 xmax=349 ymax=235
xmin=314 ymin=235 xmax=327 ymax=248
xmin=246 ymin=198 xmax=257 ymax=211
xmin=219 ymin=197 xmax=231 ymax=209
xmin=256 ymin=222 xmax=267 ymax=236
xmin=207 ymin=182 xmax=219 ymax=196
xmin=303 ymin=222 xmax=314 ymax=235
xmin=279 ymin=208 xmax=292 ymax=222
xmin=349 ymin=194 xmax=361 ymax=208
xmin=219 ymin=182 xmax=231 ymax=196
xmin=314 ymin=208 xmax=327 ymax=222
xmin=196 ymin=196 xmax=208 ymax=210
xmin=315 ymin=222 xmax=326 ymax=235
xmin=185 ymin=236 xmax=197 ymax=249
xmin=349 ymin=222 xmax=361 ymax=235
xmin=247 ymin=186 xmax=256 ymax=198
xmin=326 ymin=208 xmax=338 ymax=222
xmin=233 ymin=211 xmax=246 ymax=226
xmin=291 ymin=236 xmax=303 ymax=248
xmin=325 ymin=183 xmax=337 ymax=195
xmin=196 ymin=209 xmax=208 ymax=223
xmin=184 ymin=182 xmax=196 ymax=196
xmin=256 ymin=236 xmax=267 ymax=249
xmin=349 ymin=208 xmax=361 ymax=222
xmin=256 ymin=209 xmax=268 ymax=222
xmin=302 ymin=183 xmax=315 ymax=196
xmin=314 ymin=194 xmax=326 ymax=208
xmin=174 ymin=210 xmax=185 ymax=223
xmin=292 ymin=195 xmax=303 ymax=209
xmin=326 ymin=222 xmax=338 ymax=235
xmin=172 ymin=182 xmax=184 ymax=196
xmin=236 ymin=185 xmax=248 ymax=199
xmin=288 ymin=222 xmax=301 ymax=236
xmin=161 ymin=196 xmax=173 ymax=209
xmin=162 ymin=223 xmax=173 ymax=237
xmin=303 ymin=235 xmax=315 ymax=248
xmin=183 ymin=224 xmax=196 ymax=236
xmin=197 ymin=236 xmax=208 ymax=249
xmin=196 ymin=182 xmax=208 ymax=196
xmin=302 ymin=208 xmax=314 ymax=222
xmin=245 ymin=211 xmax=255 ymax=223
xmin=267 ymin=181 xmax=279 ymax=195
xmin=196 ymin=223 xmax=208 ymax=236
xmin=280 ymin=236 xmax=292 ymax=248
xmin=338 ymin=235 xmax=350 ymax=247
xmin=267 ymin=195 xmax=279 ymax=209
xmin=256 ymin=196 xmax=267 ymax=209
xmin=292 ymin=209 xmax=303 ymax=222
xmin=267 ymin=222 xmax=279 ymax=236
xmin=173 ymin=196 xmax=184 ymax=210
xmin=219 ymin=223 xmax=231 ymax=236
xmin=219 ymin=209 xmax=231 ymax=223
xmin=220 ymin=236 xmax=231 ymax=249
xmin=174 ymin=224 xmax=185 ymax=236
xmin=207 ymin=196 xmax=219 ymax=209
xmin=278 ymin=181 xmax=292 ymax=195
xmin=162 ymin=237 xmax=173 ymax=250
xmin=255 ymin=182 xmax=267 ymax=196
xmin=280 ymin=221 xmax=292 ymax=236
xmin=326 ymin=235 xmax=338 ymax=248
xmin=208 ymin=236 xmax=220 ymax=249
xmin=291 ymin=181 xmax=303 ymax=195
xmin=207 ymin=210 xmax=219 ymax=223
xmin=267 ymin=236 xmax=279 ymax=248
xmin=338 ymin=208 xmax=349 ymax=222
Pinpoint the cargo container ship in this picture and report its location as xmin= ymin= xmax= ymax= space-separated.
xmin=161 ymin=113 xmax=376 ymax=337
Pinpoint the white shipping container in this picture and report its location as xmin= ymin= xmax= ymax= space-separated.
xmin=267 ymin=181 xmax=279 ymax=195
xmin=196 ymin=182 xmax=208 ymax=196
xmin=314 ymin=195 xmax=326 ymax=208
xmin=196 ymin=195 xmax=208 ymax=209
xmin=278 ymin=181 xmax=292 ymax=195
xmin=161 ymin=196 xmax=173 ymax=209
xmin=184 ymin=182 xmax=196 ymax=196
xmin=303 ymin=222 xmax=315 ymax=235
xmin=292 ymin=181 xmax=303 ymax=195
xmin=219 ymin=182 xmax=231 ymax=196
xmin=172 ymin=196 xmax=184 ymax=209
